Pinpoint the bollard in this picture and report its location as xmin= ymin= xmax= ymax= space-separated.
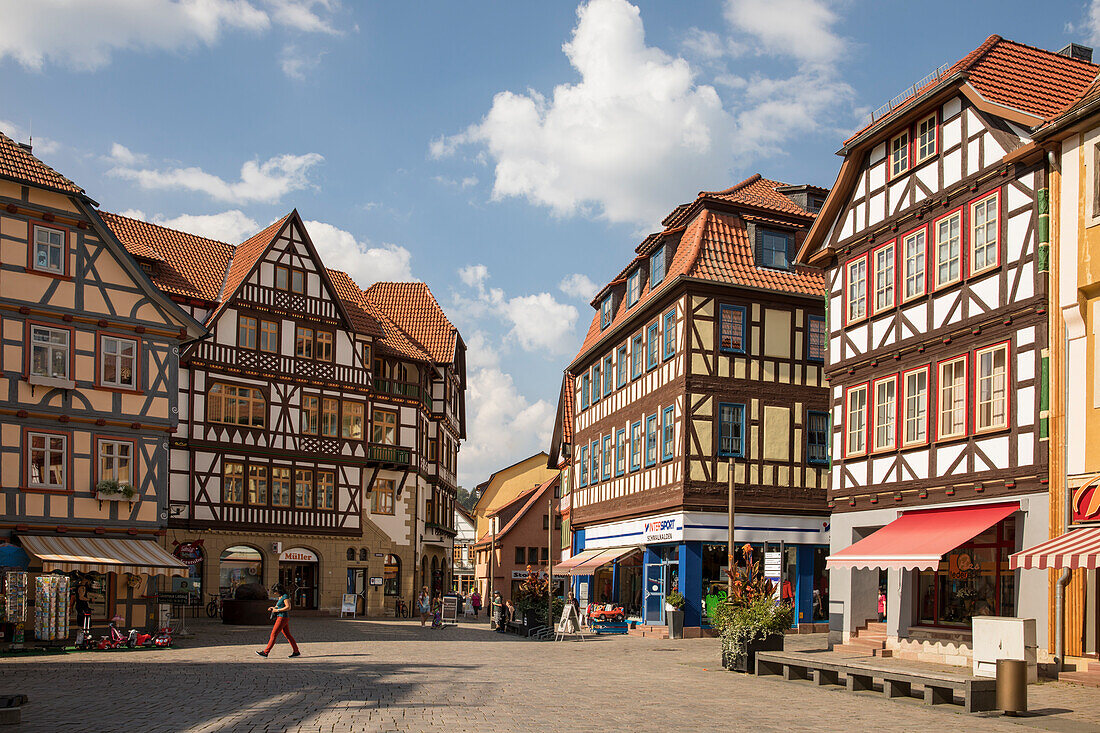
xmin=995 ymin=659 xmax=1027 ymax=716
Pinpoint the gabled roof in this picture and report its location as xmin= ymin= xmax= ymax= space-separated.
xmin=698 ymin=174 xmax=816 ymax=219
xmin=101 ymin=211 xmax=234 ymax=303
xmin=0 ymin=129 xmax=84 ymax=196
xmin=474 ymin=475 xmax=558 ymax=547
xmin=359 ymin=289 xmax=433 ymax=362
xmin=326 ymin=269 xmax=386 ymax=339
xmin=221 ymin=213 xmax=292 ymax=302
xmin=1033 ymin=71 xmax=1100 ymax=138
xmin=547 ymin=372 xmax=576 ymax=469
xmin=364 ymin=282 xmax=457 ymax=364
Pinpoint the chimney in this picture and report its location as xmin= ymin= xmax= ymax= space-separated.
xmin=1058 ymin=43 xmax=1093 ymax=63
xmin=16 ymin=142 xmax=32 ymax=153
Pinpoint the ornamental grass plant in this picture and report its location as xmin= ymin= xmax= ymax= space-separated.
xmin=711 ymin=544 xmax=794 ymax=649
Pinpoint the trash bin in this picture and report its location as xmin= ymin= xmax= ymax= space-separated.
xmin=996 ymin=659 xmax=1027 ymax=715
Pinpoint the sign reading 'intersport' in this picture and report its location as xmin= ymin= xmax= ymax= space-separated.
xmin=644 ymin=517 xmax=681 ymax=543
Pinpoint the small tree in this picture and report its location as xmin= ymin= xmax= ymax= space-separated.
xmin=512 ymin=566 xmax=563 ymax=628
xmin=711 ymin=544 xmax=793 ymax=648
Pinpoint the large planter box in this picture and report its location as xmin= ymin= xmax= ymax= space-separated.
xmin=222 ymin=599 xmax=272 ymax=625
xmin=666 ymin=609 xmax=684 ymax=639
xmin=722 ymin=633 xmax=783 ymax=673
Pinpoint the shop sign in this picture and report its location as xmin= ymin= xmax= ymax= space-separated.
xmin=643 ymin=516 xmax=682 ymax=543
xmin=947 ymin=551 xmax=983 ymax=580
xmin=511 ymin=570 xmax=565 ymax=580
xmin=369 ymin=577 xmax=383 ymax=586
xmin=171 ymin=539 xmax=205 ymax=566
xmin=1071 ymin=474 xmax=1100 ymax=525
xmin=279 ymin=547 xmax=318 ymax=563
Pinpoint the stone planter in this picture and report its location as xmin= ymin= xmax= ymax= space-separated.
xmin=666 ymin=608 xmax=684 ymax=639
xmin=95 ymin=491 xmax=135 ymax=502
xmin=722 ymin=632 xmax=784 ymax=673
xmin=221 ymin=599 xmax=272 ymax=625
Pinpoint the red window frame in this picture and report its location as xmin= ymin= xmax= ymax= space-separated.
xmin=22 ymin=426 xmax=72 ymax=494
xmin=935 ymin=354 xmax=969 ymax=442
xmin=23 ymin=320 xmax=76 ymax=381
xmin=27 ymin=223 xmax=72 ymax=279
xmin=973 ymin=340 xmax=1011 ymax=435
xmin=92 ymin=434 xmax=137 ymax=489
xmin=871 ymin=374 xmax=899 ymax=453
xmin=871 ymin=240 xmax=897 ymax=315
xmin=932 ymin=205 xmax=965 ymax=291
xmin=844 ymin=382 xmax=870 ymax=458
xmin=900 ymin=224 xmax=929 ymax=303
xmin=95 ymin=330 xmax=142 ymax=393
xmin=901 ymin=364 xmax=931 ymax=448
xmin=843 ymin=253 xmax=869 ymax=326
xmin=967 ymin=188 xmax=1001 ymax=278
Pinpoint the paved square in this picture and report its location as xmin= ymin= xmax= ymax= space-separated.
xmin=3 ymin=618 xmax=1098 ymax=732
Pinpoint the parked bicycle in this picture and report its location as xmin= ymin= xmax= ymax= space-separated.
xmin=394 ymin=598 xmax=410 ymax=618
xmin=205 ymin=592 xmax=223 ymax=618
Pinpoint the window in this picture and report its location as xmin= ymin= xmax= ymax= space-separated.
xmin=30 ymin=325 xmax=70 ymax=380
xmin=32 ymin=225 xmax=65 ymax=274
xmin=248 ymin=465 xmax=267 ymax=505
xmin=384 ymin=555 xmax=401 ymax=596
xmin=890 ymin=130 xmax=909 ymax=178
xmin=362 ymin=343 xmax=372 ymax=370
xmin=719 ymin=304 xmax=746 ymax=352
xmin=579 ymin=445 xmax=588 ymax=487
xmin=294 ymin=469 xmax=313 ymax=508
xmin=342 ymin=401 xmax=364 ymax=439
xmin=373 ymin=410 xmax=397 ymax=445
xmin=238 ymin=316 xmax=257 ymax=349
xmin=902 ymin=227 xmax=927 ymax=301
xmin=903 ymin=366 xmax=929 ymax=446
xmin=208 ymin=384 xmax=265 ymax=427
xmin=590 ymin=440 xmax=599 ymax=483
xmin=602 ymin=435 xmax=612 ymax=480
xmin=315 ymin=331 xmax=334 ymax=361
xmin=756 ymin=229 xmax=792 ymax=270
xmin=872 ymin=375 xmax=897 ymax=452
xmin=938 ymin=356 xmax=967 ymax=439
xmin=616 ymin=345 xmax=628 ymax=387
xmin=873 ymin=242 xmax=895 ymax=313
xmin=600 ymin=296 xmax=613 ymax=329
xmin=661 ymin=406 xmax=674 ymax=462
xmin=645 ymin=414 xmax=658 ymax=467
xmin=223 ymin=462 xmax=244 ymax=503
xmin=100 ymin=335 xmax=137 ymax=389
xmin=807 ymin=412 xmax=829 ymax=464
xmin=580 ymin=372 xmax=590 ymax=410
xmin=372 ymin=478 xmax=395 ymax=514
xmin=275 ymin=266 xmax=289 ymax=290
xmin=650 ymin=247 xmax=665 ymax=285
xmin=663 ymin=309 xmax=676 ymax=360
xmin=627 ymin=269 xmax=642 ymax=306
xmin=845 ymin=256 xmax=867 ymax=323
xmin=615 ymin=428 xmax=626 ymax=476
xmin=291 ymin=269 xmax=304 ymax=294
xmin=321 ymin=398 xmax=339 ymax=437
xmin=646 ymin=322 xmax=659 ymax=370
xmin=915 ymin=114 xmax=937 ymax=164
xmin=28 ymin=433 xmax=66 ymax=490
xmin=970 ymin=191 xmax=999 ymax=275
xmin=301 ymin=395 xmax=319 ymax=434
xmin=807 ymin=316 xmax=826 ymax=362
xmin=98 ymin=439 xmax=132 ymax=486
xmin=718 ymin=403 xmax=744 ymax=457
xmin=630 ymin=421 xmax=642 ymax=471
xmin=631 ymin=334 xmax=644 ymax=378
xmin=845 ymin=385 xmax=868 ymax=456
xmin=515 ymin=547 xmax=525 ymax=564
xmin=917 ymin=517 xmax=1016 ymax=627
xmin=272 ymin=467 xmax=291 ymax=507
xmin=295 ymin=327 xmax=314 ymax=358
xmin=541 ymin=547 xmax=549 ymax=563
xmin=528 ymin=547 xmax=539 ymax=565
xmin=591 ymin=363 xmax=601 ymax=404
xmin=602 ymin=355 xmax=613 ymax=396
xmin=975 ymin=344 xmax=1009 ymax=432
xmin=934 ymin=210 xmax=962 ymax=288
xmin=317 ymin=471 xmax=335 ymax=509
xmin=259 ymin=320 xmax=279 ymax=353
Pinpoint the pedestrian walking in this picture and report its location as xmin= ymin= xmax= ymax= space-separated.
xmin=471 ymin=591 xmax=482 ymax=617
xmin=418 ymin=587 xmax=432 ymax=627
xmin=257 ymin=584 xmax=300 ymax=658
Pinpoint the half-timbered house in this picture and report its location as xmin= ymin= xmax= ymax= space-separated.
xmin=554 ymin=175 xmax=831 ymax=635
xmin=103 ymin=211 xmax=466 ymax=615
xmin=0 ymin=131 xmax=203 ymax=628
xmin=796 ymin=36 xmax=1098 ymax=664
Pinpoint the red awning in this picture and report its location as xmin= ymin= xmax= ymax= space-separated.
xmin=554 ymin=549 xmax=604 ymax=572
xmin=1010 ymin=526 xmax=1100 ymax=570
xmin=827 ymin=502 xmax=1019 ymax=571
xmin=567 ymin=546 xmax=640 ymax=576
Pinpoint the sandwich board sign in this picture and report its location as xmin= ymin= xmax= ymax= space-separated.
xmin=555 ymin=604 xmax=583 ymax=641
xmin=340 ymin=594 xmax=357 ymax=618
xmin=441 ymin=595 xmax=459 ymax=625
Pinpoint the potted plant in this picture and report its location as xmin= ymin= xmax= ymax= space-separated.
xmin=95 ymin=479 xmax=136 ymax=502
xmin=665 ymin=589 xmax=686 ymax=639
xmin=712 ymin=544 xmax=793 ymax=673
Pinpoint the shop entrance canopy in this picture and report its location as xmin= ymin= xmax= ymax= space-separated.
xmin=826 ymin=502 xmax=1019 ymax=571
xmin=554 ymin=549 xmax=604 ymax=573
xmin=20 ymin=535 xmax=189 ymax=577
xmin=561 ymin=546 xmax=639 ymax=576
xmin=1010 ymin=526 xmax=1100 ymax=570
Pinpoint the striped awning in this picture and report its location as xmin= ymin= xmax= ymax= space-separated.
xmin=19 ymin=535 xmax=189 ymax=577
xmin=565 ymin=546 xmax=640 ymax=576
xmin=554 ymin=549 xmax=604 ymax=572
xmin=1010 ymin=526 xmax=1100 ymax=570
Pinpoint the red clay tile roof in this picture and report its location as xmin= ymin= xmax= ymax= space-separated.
xmin=221 ymin=213 xmax=292 ymax=304
xmin=562 ymin=372 xmax=575 ymax=445
xmin=700 ymin=174 xmax=815 ymax=218
xmin=0 ymin=129 xmax=83 ymax=195
xmin=101 ymin=211 xmax=233 ymax=303
xmin=364 ymin=282 xmax=457 ymax=364
xmin=847 ymin=35 xmax=1098 ymax=145
xmin=326 ymin=269 xmax=386 ymax=338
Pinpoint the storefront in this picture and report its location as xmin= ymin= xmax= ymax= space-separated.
xmin=171 ymin=540 xmax=205 ymax=599
xmin=566 ymin=510 xmax=830 ymax=631
xmin=278 ymin=547 xmax=319 ymax=610
xmin=219 ymin=545 xmax=264 ymax=596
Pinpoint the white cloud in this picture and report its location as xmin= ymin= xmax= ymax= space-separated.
xmin=1069 ymin=0 xmax=1100 ymax=45
xmin=303 ymin=219 xmax=415 ymax=285
xmin=433 ymin=175 xmax=480 ymax=189
xmin=463 ymin=330 xmax=502 ymax=372
xmin=280 ymin=44 xmax=323 ymax=80
xmin=459 ymin=366 xmax=556 ymax=489
xmin=559 ymin=273 xmax=598 ymax=301
xmin=0 ymin=119 xmax=61 ymax=155
xmin=723 ymin=0 xmax=843 ymax=66
xmin=114 ymin=208 xmax=261 ymax=243
xmin=109 ymin=151 xmax=324 ymax=205
xmin=0 ymin=0 xmax=343 ymax=71
xmin=106 ymin=142 xmax=147 ymax=166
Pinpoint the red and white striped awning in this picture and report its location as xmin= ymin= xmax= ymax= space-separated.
xmin=1010 ymin=526 xmax=1100 ymax=570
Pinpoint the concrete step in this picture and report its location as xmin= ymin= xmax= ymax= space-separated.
xmin=1060 ymin=670 xmax=1100 ymax=687
xmin=834 ymin=643 xmax=892 ymax=658
xmin=863 ymin=622 xmax=887 ymax=634
xmin=848 ymin=636 xmax=887 ymax=649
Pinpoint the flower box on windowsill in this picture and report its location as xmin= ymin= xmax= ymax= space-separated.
xmin=95 ymin=490 xmax=135 ymax=503
xmin=28 ymin=374 xmax=75 ymax=390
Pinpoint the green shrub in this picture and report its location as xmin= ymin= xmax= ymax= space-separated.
xmin=711 ymin=544 xmax=793 ymax=647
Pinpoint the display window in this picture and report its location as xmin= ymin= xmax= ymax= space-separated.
xmin=219 ymin=545 xmax=263 ymax=596
xmin=383 ymin=554 xmax=401 ymax=596
xmin=915 ymin=517 xmax=1015 ymax=627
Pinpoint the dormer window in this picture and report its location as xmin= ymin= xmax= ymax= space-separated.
xmin=650 ymin=247 xmax=665 ymax=287
xmin=600 ymin=295 xmax=613 ymax=330
xmin=890 ymin=131 xmax=910 ymax=178
xmin=756 ymin=229 xmax=792 ymax=271
xmin=627 ymin=269 xmax=642 ymax=306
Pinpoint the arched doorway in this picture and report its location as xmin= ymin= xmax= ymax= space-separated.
xmin=278 ymin=547 xmax=319 ymax=609
xmin=219 ymin=545 xmax=263 ymax=596
xmin=384 ymin=555 xmax=401 ymax=597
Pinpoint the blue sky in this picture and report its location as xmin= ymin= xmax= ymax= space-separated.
xmin=1 ymin=0 xmax=1096 ymax=487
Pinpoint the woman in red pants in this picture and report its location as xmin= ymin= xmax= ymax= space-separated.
xmin=257 ymin=584 xmax=300 ymax=658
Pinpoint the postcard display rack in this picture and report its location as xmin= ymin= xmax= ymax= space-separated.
xmin=34 ymin=575 xmax=69 ymax=641
xmin=3 ymin=571 xmax=28 ymax=644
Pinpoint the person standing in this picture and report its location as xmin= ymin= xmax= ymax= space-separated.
xmin=418 ymin=587 xmax=432 ymax=627
xmin=257 ymin=584 xmax=300 ymax=658
xmin=491 ymin=591 xmax=503 ymax=631
xmin=471 ymin=591 xmax=482 ymax=617
xmin=74 ymin=578 xmax=93 ymax=634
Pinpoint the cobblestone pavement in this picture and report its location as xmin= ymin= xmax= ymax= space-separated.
xmin=3 ymin=617 xmax=1099 ymax=733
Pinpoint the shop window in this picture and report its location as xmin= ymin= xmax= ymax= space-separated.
xmin=219 ymin=545 xmax=263 ymax=596
xmin=916 ymin=517 xmax=1016 ymax=627
xmin=384 ymin=555 xmax=400 ymax=596
xmin=100 ymin=335 xmax=137 ymax=389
